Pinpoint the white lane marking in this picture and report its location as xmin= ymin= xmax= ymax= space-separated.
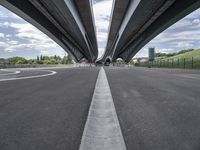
xmin=0 ymin=69 xmax=21 ymax=75
xmin=79 ymin=67 xmax=126 ymax=150
xmin=0 ymin=70 xmax=57 ymax=82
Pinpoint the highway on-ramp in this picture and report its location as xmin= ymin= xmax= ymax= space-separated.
xmin=0 ymin=66 xmax=200 ymax=150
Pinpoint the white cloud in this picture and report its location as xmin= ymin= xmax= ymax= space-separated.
xmin=0 ymin=6 xmax=22 ymax=19
xmin=0 ymin=41 xmax=8 ymax=47
xmin=158 ymin=48 xmax=174 ymax=53
xmin=98 ymin=48 xmax=106 ymax=58
xmin=1 ymin=1 xmax=199 ymax=59
xmin=5 ymin=34 xmax=12 ymax=38
xmin=0 ymin=32 xmax=4 ymax=38
xmin=0 ymin=21 xmax=64 ymax=56
xmin=186 ymin=8 xmax=200 ymax=19
xmin=134 ymin=8 xmax=200 ymax=58
xmin=7 ymin=41 xmax=19 ymax=45
xmin=170 ymin=41 xmax=194 ymax=48
xmin=0 ymin=6 xmax=66 ymax=58
xmin=97 ymin=32 xmax=108 ymax=42
xmin=192 ymin=19 xmax=200 ymax=24
xmin=92 ymin=0 xmax=113 ymax=58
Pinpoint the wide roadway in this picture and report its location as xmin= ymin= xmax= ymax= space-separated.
xmin=0 ymin=67 xmax=99 ymax=150
xmin=105 ymin=67 xmax=200 ymax=150
xmin=1 ymin=66 xmax=200 ymax=150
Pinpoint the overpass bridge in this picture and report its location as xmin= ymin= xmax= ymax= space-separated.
xmin=0 ymin=1 xmax=200 ymax=149
xmin=0 ymin=0 xmax=98 ymax=63
xmin=100 ymin=0 xmax=200 ymax=63
xmin=1 ymin=66 xmax=200 ymax=150
xmin=1 ymin=0 xmax=200 ymax=64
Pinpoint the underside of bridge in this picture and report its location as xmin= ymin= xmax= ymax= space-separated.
xmin=100 ymin=0 xmax=200 ymax=63
xmin=0 ymin=0 xmax=98 ymax=63
xmin=1 ymin=0 xmax=200 ymax=64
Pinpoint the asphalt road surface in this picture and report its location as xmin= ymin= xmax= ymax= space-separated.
xmin=105 ymin=67 xmax=200 ymax=150
xmin=1 ymin=66 xmax=200 ymax=150
xmin=0 ymin=67 xmax=99 ymax=150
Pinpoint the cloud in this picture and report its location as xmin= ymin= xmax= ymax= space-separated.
xmin=5 ymin=34 xmax=12 ymax=38
xmin=0 ymin=6 xmax=22 ymax=20
xmin=135 ymin=8 xmax=200 ymax=58
xmin=1 ymin=1 xmax=199 ymax=60
xmin=1 ymin=22 xmax=62 ymax=52
xmin=0 ymin=6 xmax=65 ymax=58
xmin=0 ymin=1 xmax=112 ymax=59
xmin=192 ymin=19 xmax=200 ymax=24
xmin=0 ymin=41 xmax=8 ymax=47
xmin=98 ymin=48 xmax=106 ymax=58
xmin=7 ymin=40 xmax=19 ymax=45
xmin=0 ymin=32 xmax=4 ymax=38
xmin=92 ymin=0 xmax=113 ymax=58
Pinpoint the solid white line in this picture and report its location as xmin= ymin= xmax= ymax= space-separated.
xmin=0 ymin=70 xmax=57 ymax=82
xmin=79 ymin=67 xmax=126 ymax=150
xmin=0 ymin=69 xmax=21 ymax=75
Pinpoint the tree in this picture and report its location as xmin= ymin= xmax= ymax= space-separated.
xmin=155 ymin=52 xmax=167 ymax=57
xmin=37 ymin=56 xmax=40 ymax=62
xmin=66 ymin=55 xmax=73 ymax=64
xmin=40 ymin=55 xmax=43 ymax=61
xmin=62 ymin=56 xmax=67 ymax=64
xmin=7 ymin=57 xmax=27 ymax=64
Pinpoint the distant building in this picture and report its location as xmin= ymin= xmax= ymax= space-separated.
xmin=149 ymin=47 xmax=155 ymax=61
xmin=79 ymin=58 xmax=88 ymax=64
xmin=116 ymin=58 xmax=124 ymax=63
xmin=132 ymin=57 xmax=148 ymax=63
xmin=0 ymin=58 xmax=5 ymax=64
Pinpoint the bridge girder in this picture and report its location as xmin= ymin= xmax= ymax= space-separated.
xmin=102 ymin=0 xmax=200 ymax=63
xmin=0 ymin=0 xmax=98 ymax=62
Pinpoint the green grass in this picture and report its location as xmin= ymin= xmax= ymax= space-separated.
xmin=154 ymin=49 xmax=200 ymax=69
xmin=137 ymin=49 xmax=200 ymax=69
xmin=163 ymin=49 xmax=200 ymax=60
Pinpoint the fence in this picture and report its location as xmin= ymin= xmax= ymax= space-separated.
xmin=135 ymin=57 xmax=200 ymax=69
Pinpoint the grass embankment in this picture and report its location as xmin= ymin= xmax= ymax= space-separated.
xmin=140 ymin=49 xmax=200 ymax=69
xmin=163 ymin=49 xmax=200 ymax=60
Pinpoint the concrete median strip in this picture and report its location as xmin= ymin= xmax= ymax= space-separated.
xmin=79 ymin=67 xmax=126 ymax=150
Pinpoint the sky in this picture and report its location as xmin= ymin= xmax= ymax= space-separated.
xmin=0 ymin=1 xmax=200 ymax=59
xmin=136 ymin=7 xmax=200 ymax=57
xmin=92 ymin=0 xmax=113 ymax=58
xmin=0 ymin=6 xmax=65 ymax=59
